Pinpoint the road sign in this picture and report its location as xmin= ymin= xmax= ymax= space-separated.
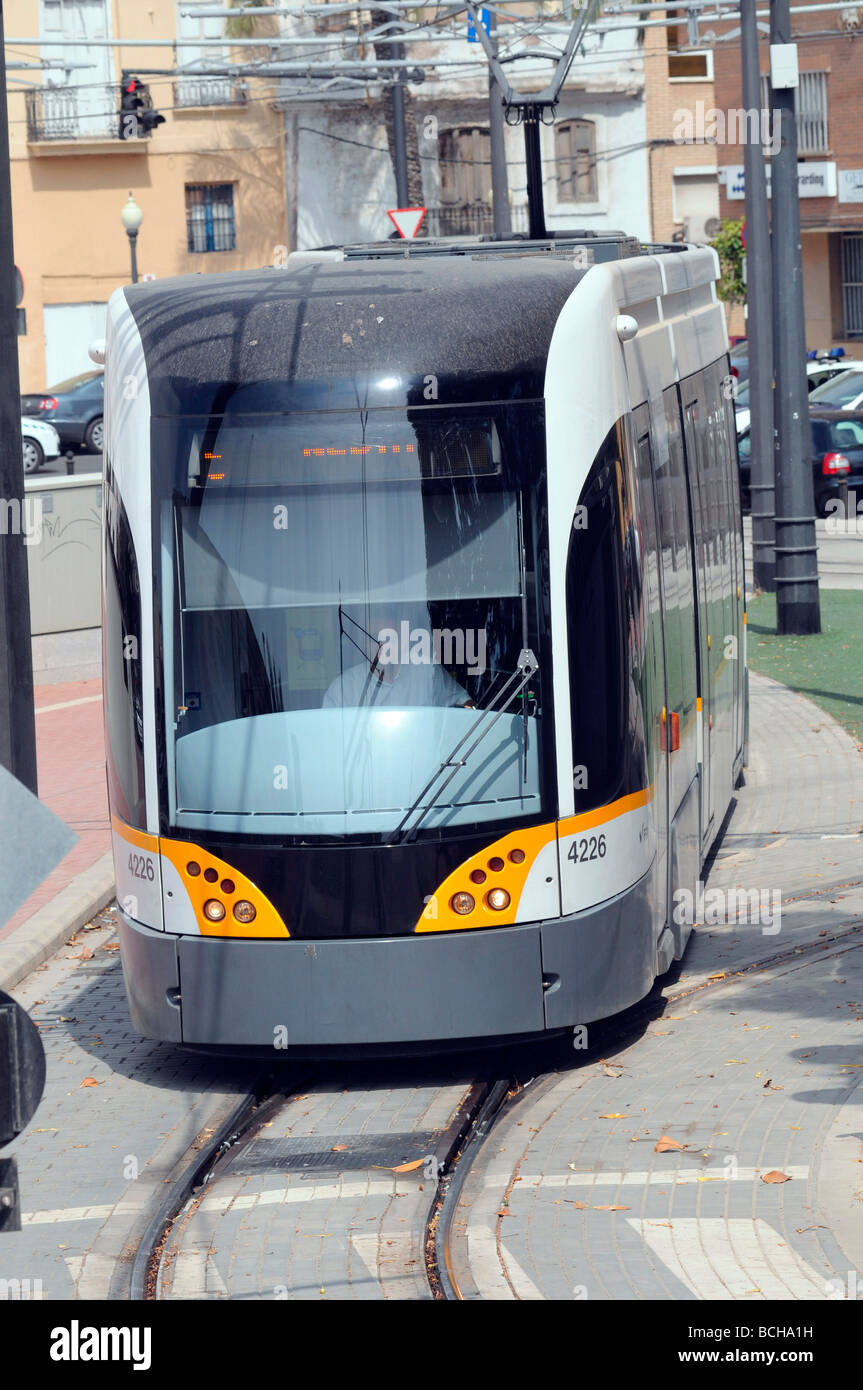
xmin=467 ymin=7 xmax=490 ymax=41
xmin=387 ymin=207 xmax=426 ymax=239
xmin=141 ymin=272 xmax=157 ymax=281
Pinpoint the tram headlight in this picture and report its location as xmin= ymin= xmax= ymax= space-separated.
xmin=233 ymin=900 xmax=257 ymax=924
xmin=203 ymin=899 xmax=226 ymax=922
xmin=486 ymin=888 xmax=511 ymax=912
xmin=451 ymin=891 xmax=475 ymax=915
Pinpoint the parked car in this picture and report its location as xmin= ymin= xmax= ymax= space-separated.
xmin=737 ymin=408 xmax=863 ymax=515
xmin=21 ymin=416 xmax=61 ymax=474
xmin=735 ymin=357 xmax=860 ymax=434
xmin=20 ymin=369 xmax=104 ymax=452
xmin=807 ymin=360 xmax=863 ymax=413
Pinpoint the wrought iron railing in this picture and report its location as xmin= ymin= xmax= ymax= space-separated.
xmin=424 ymin=204 xmax=530 ymax=238
xmin=173 ymin=77 xmax=248 ymax=109
xmin=25 ymin=86 xmax=118 ymax=141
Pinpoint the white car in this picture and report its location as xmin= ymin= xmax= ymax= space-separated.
xmin=807 ymin=359 xmax=863 ymax=413
xmin=22 ymin=416 xmax=61 ymax=474
xmin=735 ymin=358 xmax=861 ymax=435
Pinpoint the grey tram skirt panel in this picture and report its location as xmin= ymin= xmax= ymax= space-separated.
xmin=115 ymin=872 xmax=655 ymax=1047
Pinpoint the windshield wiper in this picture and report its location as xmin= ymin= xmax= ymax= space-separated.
xmin=386 ymin=648 xmax=539 ymax=845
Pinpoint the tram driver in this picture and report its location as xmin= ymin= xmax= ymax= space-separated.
xmin=323 ymin=612 xmax=475 ymax=710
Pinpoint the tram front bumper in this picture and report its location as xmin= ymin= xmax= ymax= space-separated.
xmin=116 ymin=872 xmax=654 ymax=1048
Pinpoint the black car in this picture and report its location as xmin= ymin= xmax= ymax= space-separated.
xmin=738 ymin=408 xmax=863 ymax=516
xmin=20 ymin=369 xmax=104 ymax=452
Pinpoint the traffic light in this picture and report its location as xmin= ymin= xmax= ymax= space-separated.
xmin=119 ymin=74 xmax=166 ymax=140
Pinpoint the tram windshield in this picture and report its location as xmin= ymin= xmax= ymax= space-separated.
xmin=155 ymin=406 xmax=552 ymax=841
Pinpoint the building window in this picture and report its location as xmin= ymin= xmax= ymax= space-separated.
xmin=842 ymin=234 xmax=863 ymax=338
xmin=760 ymin=71 xmax=828 ymax=153
xmin=438 ymin=126 xmax=491 ymax=207
xmin=185 ymin=184 xmax=236 ymax=253
xmin=555 ymin=121 xmax=597 ymax=202
xmin=667 ymin=11 xmax=712 ymax=80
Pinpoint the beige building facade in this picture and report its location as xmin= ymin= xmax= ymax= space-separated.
xmin=8 ymin=0 xmax=288 ymax=392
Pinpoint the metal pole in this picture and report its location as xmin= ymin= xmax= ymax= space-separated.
xmin=523 ymin=106 xmax=546 ymax=239
xmin=0 ymin=2 xmax=37 ymax=795
xmin=741 ymin=0 xmax=774 ymax=592
xmin=769 ymin=0 xmax=820 ymax=633
xmin=127 ymin=228 xmax=139 ymax=283
xmin=488 ymin=10 xmax=511 ymax=238
xmin=390 ymin=39 xmax=409 ymax=206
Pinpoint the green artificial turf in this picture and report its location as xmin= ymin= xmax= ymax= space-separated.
xmin=746 ymin=589 xmax=863 ymax=746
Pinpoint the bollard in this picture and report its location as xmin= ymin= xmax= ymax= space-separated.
xmin=65 ymin=449 xmax=76 ymax=476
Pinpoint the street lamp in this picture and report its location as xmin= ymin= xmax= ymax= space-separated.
xmin=120 ymin=192 xmax=143 ymax=284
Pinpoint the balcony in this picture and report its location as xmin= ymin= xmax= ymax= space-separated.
xmin=424 ymin=204 xmax=529 ymax=238
xmin=25 ymin=86 xmax=147 ymax=153
xmin=173 ymin=76 xmax=248 ymax=110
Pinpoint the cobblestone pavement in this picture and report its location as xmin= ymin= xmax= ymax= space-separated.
xmin=2 ymin=673 xmax=861 ymax=1302
xmin=1 ymin=906 xmax=258 ymax=1299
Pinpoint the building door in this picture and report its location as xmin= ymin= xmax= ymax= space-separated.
xmin=44 ymin=303 xmax=108 ymax=385
xmin=176 ymin=0 xmax=234 ymax=106
xmin=40 ymin=1 xmax=114 ymax=139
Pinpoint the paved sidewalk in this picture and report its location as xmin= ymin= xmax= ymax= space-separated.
xmin=0 ymin=678 xmax=110 ymax=948
xmin=450 ymin=673 xmax=863 ymax=1300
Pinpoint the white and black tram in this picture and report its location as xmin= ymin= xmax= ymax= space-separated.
xmin=102 ymin=233 xmax=746 ymax=1049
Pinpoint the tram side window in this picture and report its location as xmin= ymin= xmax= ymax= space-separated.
xmin=566 ymin=424 xmax=645 ymax=813
xmin=103 ymin=464 xmax=146 ymax=828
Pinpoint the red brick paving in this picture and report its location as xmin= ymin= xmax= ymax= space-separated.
xmin=0 ymin=678 xmax=109 ymax=941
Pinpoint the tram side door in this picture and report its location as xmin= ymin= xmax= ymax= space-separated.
xmin=632 ymin=409 xmax=669 ymax=933
xmin=681 ymin=392 xmax=715 ymax=851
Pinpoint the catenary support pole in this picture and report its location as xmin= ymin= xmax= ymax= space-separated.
xmin=390 ymin=39 xmax=410 ymax=206
xmin=0 ymin=2 xmax=38 ymax=794
xmin=741 ymin=0 xmax=775 ymax=592
xmin=488 ymin=10 xmax=511 ymax=238
xmin=769 ymin=0 xmax=820 ymax=632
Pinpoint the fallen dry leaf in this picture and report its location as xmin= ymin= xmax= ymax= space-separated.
xmin=330 ymin=1144 xmax=348 ymax=1152
xmin=80 ymin=1077 xmax=100 ymax=1088
xmin=391 ymin=1159 xmax=424 ymax=1173
xmin=599 ymin=1113 xmax=626 ymax=1119
xmin=568 ymin=1200 xmax=588 ymax=1209
xmin=101 ymin=942 xmax=120 ymax=953
xmin=654 ymin=1135 xmax=685 ymax=1153
xmin=593 ymin=1204 xmax=629 ymax=1211
xmin=761 ymin=1170 xmax=791 ymax=1184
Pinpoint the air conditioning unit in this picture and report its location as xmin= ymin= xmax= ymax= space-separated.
xmin=682 ymin=214 xmax=721 ymax=243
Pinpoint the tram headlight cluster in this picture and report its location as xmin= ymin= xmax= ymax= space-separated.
xmin=448 ymin=848 xmax=524 ymax=917
xmin=184 ymin=858 xmax=257 ymax=927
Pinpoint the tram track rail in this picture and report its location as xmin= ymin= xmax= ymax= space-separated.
xmin=127 ymin=881 xmax=863 ymax=1301
xmin=130 ymin=1074 xmax=300 ymax=1301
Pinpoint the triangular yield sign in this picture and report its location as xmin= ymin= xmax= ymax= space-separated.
xmin=387 ymin=207 xmax=426 ymax=239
